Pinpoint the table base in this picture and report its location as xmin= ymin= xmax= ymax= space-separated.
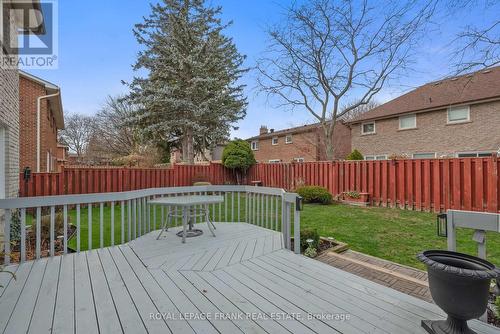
xmin=176 ymin=229 xmax=204 ymax=238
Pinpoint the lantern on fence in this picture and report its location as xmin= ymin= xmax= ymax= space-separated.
xmin=23 ymin=167 xmax=31 ymax=181
xmin=436 ymin=213 xmax=447 ymax=237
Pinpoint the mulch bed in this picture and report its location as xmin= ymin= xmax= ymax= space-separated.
xmin=2 ymin=225 xmax=76 ymax=264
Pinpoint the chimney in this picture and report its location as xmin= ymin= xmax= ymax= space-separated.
xmin=259 ymin=125 xmax=268 ymax=135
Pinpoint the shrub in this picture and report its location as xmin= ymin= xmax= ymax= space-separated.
xmin=36 ymin=212 xmax=68 ymax=241
xmin=346 ymin=149 xmax=363 ymax=160
xmin=496 ymin=296 xmax=500 ymax=318
xmin=222 ymin=139 xmax=256 ymax=184
xmin=343 ymin=191 xmax=360 ymax=199
xmin=10 ymin=210 xmax=21 ymax=243
xmin=296 ymin=186 xmax=332 ymax=204
xmin=300 ymin=228 xmax=320 ymax=252
xmin=304 ymin=246 xmax=317 ymax=258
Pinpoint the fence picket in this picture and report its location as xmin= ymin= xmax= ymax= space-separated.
xmin=17 ymin=158 xmax=500 ymax=213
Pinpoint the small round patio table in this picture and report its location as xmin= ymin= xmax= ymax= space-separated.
xmin=148 ymin=195 xmax=224 ymax=243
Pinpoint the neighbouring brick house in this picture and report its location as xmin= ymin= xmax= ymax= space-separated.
xmin=19 ymin=70 xmax=64 ymax=173
xmin=1 ymin=0 xmax=46 ymax=246
xmin=349 ymin=67 xmax=500 ymax=160
xmin=247 ymin=123 xmax=351 ymax=163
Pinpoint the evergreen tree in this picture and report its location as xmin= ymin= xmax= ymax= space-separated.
xmin=127 ymin=0 xmax=248 ymax=163
xmin=222 ymin=139 xmax=256 ymax=184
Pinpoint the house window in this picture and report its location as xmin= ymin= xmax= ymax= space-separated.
xmin=365 ymin=155 xmax=387 ymax=160
xmin=361 ymin=122 xmax=375 ymax=135
xmin=399 ymin=114 xmax=416 ymax=130
xmin=294 ymin=157 xmax=305 ymax=162
xmin=457 ymin=152 xmax=493 ymax=158
xmin=268 ymin=159 xmax=281 ymax=163
xmin=413 ymin=153 xmax=436 ymax=159
xmin=285 ymin=135 xmax=293 ymax=144
xmin=251 ymin=141 xmax=259 ymax=151
xmin=272 ymin=137 xmax=278 ymax=145
xmin=447 ymin=106 xmax=470 ymax=123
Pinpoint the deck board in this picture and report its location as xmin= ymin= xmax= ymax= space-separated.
xmin=28 ymin=256 xmax=61 ymax=334
xmin=1 ymin=222 xmax=499 ymax=334
xmin=52 ymin=254 xmax=75 ymax=334
xmin=87 ymin=250 xmax=122 ymax=334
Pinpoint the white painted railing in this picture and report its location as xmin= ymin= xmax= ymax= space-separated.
xmin=0 ymin=185 xmax=301 ymax=264
xmin=446 ymin=210 xmax=500 ymax=260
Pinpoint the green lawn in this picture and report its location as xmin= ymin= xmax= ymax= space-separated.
xmin=301 ymin=203 xmax=500 ymax=270
xmin=34 ymin=196 xmax=499 ymax=271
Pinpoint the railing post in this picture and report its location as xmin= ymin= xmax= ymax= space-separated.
xmin=446 ymin=210 xmax=456 ymax=252
xmin=281 ymin=196 xmax=290 ymax=250
xmin=294 ymin=203 xmax=300 ymax=254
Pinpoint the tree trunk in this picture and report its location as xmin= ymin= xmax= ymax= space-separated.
xmin=321 ymin=122 xmax=336 ymax=161
xmin=181 ymin=129 xmax=195 ymax=164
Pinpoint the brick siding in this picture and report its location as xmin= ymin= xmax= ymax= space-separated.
xmin=250 ymin=122 xmax=351 ymax=162
xmin=0 ymin=15 xmax=20 ymax=245
xmin=351 ymin=100 xmax=500 ymax=158
xmin=19 ymin=76 xmax=60 ymax=172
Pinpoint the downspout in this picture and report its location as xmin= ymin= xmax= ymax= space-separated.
xmin=37 ymin=92 xmax=60 ymax=172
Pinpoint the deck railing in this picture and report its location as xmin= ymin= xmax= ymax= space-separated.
xmin=0 ymin=185 xmax=300 ymax=264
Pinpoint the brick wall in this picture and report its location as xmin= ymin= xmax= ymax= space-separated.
xmin=351 ymin=100 xmax=500 ymax=158
xmin=251 ymin=122 xmax=352 ymax=162
xmin=19 ymin=75 xmax=60 ymax=172
xmin=317 ymin=122 xmax=352 ymax=160
xmin=0 ymin=14 xmax=20 ymax=246
xmin=252 ymin=130 xmax=318 ymax=162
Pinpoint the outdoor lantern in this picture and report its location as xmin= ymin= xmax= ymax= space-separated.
xmin=436 ymin=213 xmax=447 ymax=237
xmin=296 ymin=196 xmax=304 ymax=211
xmin=23 ymin=167 xmax=31 ymax=181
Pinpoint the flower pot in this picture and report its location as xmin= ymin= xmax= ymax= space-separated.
xmin=339 ymin=192 xmax=370 ymax=206
xmin=417 ymin=250 xmax=500 ymax=334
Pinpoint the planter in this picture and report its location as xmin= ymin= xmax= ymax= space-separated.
xmin=417 ymin=250 xmax=500 ymax=334
xmin=339 ymin=192 xmax=370 ymax=206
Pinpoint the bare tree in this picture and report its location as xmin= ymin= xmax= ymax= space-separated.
xmin=93 ymin=95 xmax=141 ymax=157
xmin=59 ymin=113 xmax=95 ymax=158
xmin=340 ymin=100 xmax=380 ymax=122
xmin=257 ymin=0 xmax=436 ymax=160
xmin=449 ymin=1 xmax=500 ymax=74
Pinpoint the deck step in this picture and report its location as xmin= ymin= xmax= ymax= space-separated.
xmin=317 ymin=250 xmax=432 ymax=303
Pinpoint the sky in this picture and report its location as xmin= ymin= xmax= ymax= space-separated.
xmin=27 ymin=0 xmax=496 ymax=140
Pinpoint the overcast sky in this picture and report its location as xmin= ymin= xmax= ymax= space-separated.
xmin=26 ymin=0 xmax=496 ymax=139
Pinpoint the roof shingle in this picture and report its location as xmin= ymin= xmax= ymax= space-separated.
xmin=350 ymin=66 xmax=500 ymax=123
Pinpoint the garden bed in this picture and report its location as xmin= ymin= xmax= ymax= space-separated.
xmin=291 ymin=236 xmax=349 ymax=257
xmin=7 ymin=224 xmax=76 ymax=263
xmin=338 ymin=191 xmax=370 ymax=206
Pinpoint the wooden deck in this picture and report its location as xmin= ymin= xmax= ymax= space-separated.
xmin=0 ymin=223 xmax=498 ymax=334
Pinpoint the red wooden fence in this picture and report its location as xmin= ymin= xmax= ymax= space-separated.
xmin=20 ymin=163 xmax=234 ymax=197
xmin=19 ymin=157 xmax=500 ymax=213
xmin=248 ymin=157 xmax=500 ymax=213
